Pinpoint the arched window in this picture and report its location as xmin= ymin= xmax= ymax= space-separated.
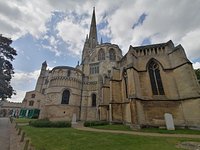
xmin=109 ymin=48 xmax=116 ymax=61
xmin=98 ymin=49 xmax=105 ymax=61
xmin=91 ymin=93 xmax=96 ymax=107
xmin=148 ymin=60 xmax=165 ymax=95
xmin=61 ymin=90 xmax=70 ymax=104
xmin=67 ymin=70 xmax=71 ymax=77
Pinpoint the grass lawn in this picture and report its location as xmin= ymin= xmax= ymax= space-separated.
xmin=91 ymin=124 xmax=132 ymax=131
xmin=22 ymin=126 xmax=200 ymax=150
xmin=140 ymin=128 xmax=200 ymax=135
xmin=91 ymin=125 xmax=200 ymax=135
xmin=14 ymin=118 xmax=37 ymax=123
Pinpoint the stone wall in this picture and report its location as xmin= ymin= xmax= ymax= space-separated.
xmin=44 ymin=105 xmax=80 ymax=121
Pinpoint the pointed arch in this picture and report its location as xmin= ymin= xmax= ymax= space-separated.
xmin=98 ymin=49 xmax=105 ymax=61
xmin=109 ymin=48 xmax=116 ymax=61
xmin=147 ymin=59 xmax=165 ymax=95
xmin=61 ymin=89 xmax=70 ymax=104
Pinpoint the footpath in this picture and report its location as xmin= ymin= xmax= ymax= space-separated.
xmin=0 ymin=118 xmax=10 ymax=150
xmin=72 ymin=122 xmax=200 ymax=139
xmin=75 ymin=126 xmax=200 ymax=138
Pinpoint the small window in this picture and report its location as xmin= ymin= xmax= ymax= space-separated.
xmin=45 ymin=79 xmax=48 ymax=84
xmin=90 ymin=63 xmax=99 ymax=74
xmin=29 ymin=101 xmax=34 ymax=106
xmin=67 ymin=70 xmax=71 ymax=77
xmin=91 ymin=93 xmax=96 ymax=107
xmin=42 ymin=89 xmax=45 ymax=94
xmin=31 ymin=94 xmax=35 ymax=98
xmin=109 ymin=48 xmax=116 ymax=61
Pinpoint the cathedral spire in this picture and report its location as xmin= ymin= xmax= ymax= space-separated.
xmin=88 ymin=7 xmax=98 ymax=49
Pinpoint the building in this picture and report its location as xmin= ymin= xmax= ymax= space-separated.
xmin=22 ymin=8 xmax=200 ymax=127
xmin=0 ymin=100 xmax=22 ymax=117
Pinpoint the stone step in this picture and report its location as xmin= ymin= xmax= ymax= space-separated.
xmin=72 ymin=121 xmax=84 ymax=128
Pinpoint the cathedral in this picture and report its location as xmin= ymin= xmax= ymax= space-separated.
xmin=21 ymin=8 xmax=200 ymax=128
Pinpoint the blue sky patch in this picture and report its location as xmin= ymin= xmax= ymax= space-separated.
xmin=132 ymin=13 xmax=147 ymax=30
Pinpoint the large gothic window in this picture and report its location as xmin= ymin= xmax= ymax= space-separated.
xmin=91 ymin=93 xmax=96 ymax=107
xmin=98 ymin=49 xmax=105 ymax=61
xmin=109 ymin=48 xmax=116 ymax=61
xmin=148 ymin=60 xmax=165 ymax=95
xmin=61 ymin=90 xmax=70 ymax=104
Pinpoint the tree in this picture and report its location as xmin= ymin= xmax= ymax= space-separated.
xmin=0 ymin=35 xmax=17 ymax=101
xmin=195 ymin=69 xmax=200 ymax=83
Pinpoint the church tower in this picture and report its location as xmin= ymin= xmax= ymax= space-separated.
xmin=35 ymin=61 xmax=47 ymax=92
xmin=82 ymin=7 xmax=98 ymax=64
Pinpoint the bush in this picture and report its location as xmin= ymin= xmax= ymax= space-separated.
xmin=29 ymin=119 xmax=71 ymax=128
xmin=84 ymin=121 xmax=109 ymax=127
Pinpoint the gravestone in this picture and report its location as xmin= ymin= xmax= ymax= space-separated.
xmin=164 ymin=113 xmax=175 ymax=130
xmin=71 ymin=113 xmax=77 ymax=125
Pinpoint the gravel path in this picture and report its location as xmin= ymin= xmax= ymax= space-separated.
xmin=0 ymin=118 xmax=10 ymax=150
xmin=75 ymin=126 xmax=200 ymax=139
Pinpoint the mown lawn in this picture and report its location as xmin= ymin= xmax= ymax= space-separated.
xmin=91 ymin=124 xmax=132 ymax=131
xmin=21 ymin=126 xmax=200 ymax=150
xmin=140 ymin=128 xmax=200 ymax=135
xmin=91 ymin=124 xmax=200 ymax=135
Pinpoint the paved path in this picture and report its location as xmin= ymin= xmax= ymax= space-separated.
xmin=75 ymin=126 xmax=200 ymax=139
xmin=0 ymin=118 xmax=10 ymax=150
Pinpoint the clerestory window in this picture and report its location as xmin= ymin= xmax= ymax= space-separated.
xmin=109 ymin=48 xmax=116 ymax=61
xmin=98 ymin=49 xmax=105 ymax=61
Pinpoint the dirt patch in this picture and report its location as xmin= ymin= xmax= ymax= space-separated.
xmin=177 ymin=142 xmax=200 ymax=150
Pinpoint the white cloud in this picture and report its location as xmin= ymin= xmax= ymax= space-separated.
xmin=8 ymin=90 xmax=26 ymax=103
xmin=13 ymin=70 xmax=40 ymax=81
xmin=56 ymin=14 xmax=88 ymax=56
xmin=43 ymin=36 xmax=61 ymax=56
xmin=180 ymin=29 xmax=200 ymax=59
xmin=193 ymin=62 xmax=200 ymax=69
xmin=0 ymin=0 xmax=52 ymax=40
xmin=8 ymin=70 xmax=40 ymax=102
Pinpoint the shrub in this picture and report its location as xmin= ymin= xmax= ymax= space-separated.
xmin=29 ymin=119 xmax=71 ymax=128
xmin=84 ymin=121 xmax=109 ymax=127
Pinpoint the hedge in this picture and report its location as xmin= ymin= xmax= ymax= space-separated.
xmin=84 ymin=121 xmax=109 ymax=127
xmin=29 ymin=119 xmax=71 ymax=128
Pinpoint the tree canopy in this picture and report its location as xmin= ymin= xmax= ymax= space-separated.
xmin=195 ymin=69 xmax=200 ymax=83
xmin=0 ymin=35 xmax=17 ymax=101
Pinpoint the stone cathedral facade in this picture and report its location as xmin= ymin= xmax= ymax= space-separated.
xmin=22 ymin=8 xmax=200 ymax=127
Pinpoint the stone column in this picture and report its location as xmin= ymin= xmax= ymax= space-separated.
xmin=109 ymin=104 xmax=112 ymax=123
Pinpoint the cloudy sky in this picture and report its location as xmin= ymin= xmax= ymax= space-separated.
xmin=1 ymin=0 xmax=200 ymax=102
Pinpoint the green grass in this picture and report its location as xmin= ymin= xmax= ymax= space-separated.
xmin=140 ymin=128 xmax=200 ymax=135
xmin=14 ymin=118 xmax=37 ymax=123
xmin=91 ymin=124 xmax=132 ymax=131
xmin=21 ymin=126 xmax=200 ymax=150
xmin=90 ymin=124 xmax=200 ymax=135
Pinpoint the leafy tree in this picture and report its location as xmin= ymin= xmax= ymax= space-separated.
xmin=195 ymin=69 xmax=200 ymax=83
xmin=0 ymin=35 xmax=17 ymax=101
